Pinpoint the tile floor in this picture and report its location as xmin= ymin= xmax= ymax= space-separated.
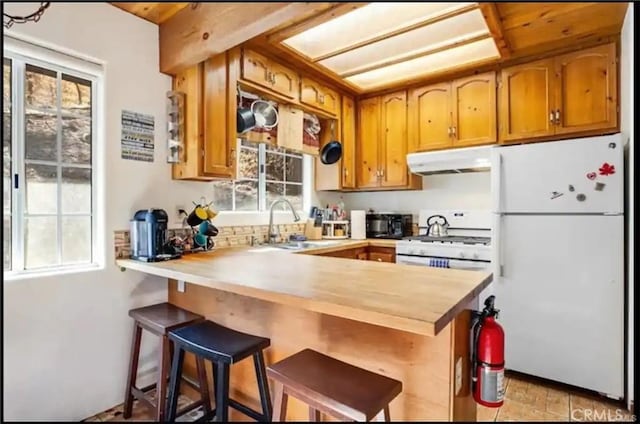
xmin=84 ymin=373 xmax=635 ymax=422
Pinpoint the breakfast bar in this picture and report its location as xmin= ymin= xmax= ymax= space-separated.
xmin=117 ymin=242 xmax=492 ymax=421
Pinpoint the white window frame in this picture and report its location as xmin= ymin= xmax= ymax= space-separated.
xmin=4 ymin=37 xmax=103 ymax=277
xmin=216 ymin=139 xmax=311 ymax=213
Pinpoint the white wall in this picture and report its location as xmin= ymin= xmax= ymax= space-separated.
xmin=620 ymin=3 xmax=634 ymax=410
xmin=2 ymin=3 xmax=211 ymax=420
xmin=318 ymin=172 xmax=491 ymax=217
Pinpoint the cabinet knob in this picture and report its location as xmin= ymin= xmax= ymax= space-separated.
xmin=549 ymin=111 xmax=554 ymax=124
xmin=451 ymin=126 xmax=456 ymax=137
xmin=377 ymin=258 xmax=382 ymax=262
xmin=555 ymin=109 xmax=561 ymax=125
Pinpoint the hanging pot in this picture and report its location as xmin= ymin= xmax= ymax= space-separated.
xmin=320 ymin=121 xmax=342 ymax=165
xmin=237 ymin=107 xmax=256 ymax=133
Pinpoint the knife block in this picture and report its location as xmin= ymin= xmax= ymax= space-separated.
xmin=304 ymin=219 xmax=323 ymax=240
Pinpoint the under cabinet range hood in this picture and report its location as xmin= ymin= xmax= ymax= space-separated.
xmin=407 ymin=145 xmax=492 ymax=175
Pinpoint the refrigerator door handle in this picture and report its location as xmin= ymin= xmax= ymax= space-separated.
xmin=492 ymin=214 xmax=503 ymax=277
xmin=491 ymin=149 xmax=502 ymax=213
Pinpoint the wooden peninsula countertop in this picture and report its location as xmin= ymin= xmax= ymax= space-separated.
xmin=116 ymin=239 xmax=492 ymax=337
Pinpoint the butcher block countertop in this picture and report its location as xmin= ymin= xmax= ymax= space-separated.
xmin=116 ymin=239 xmax=492 ymax=337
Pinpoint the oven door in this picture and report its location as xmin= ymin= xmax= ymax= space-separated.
xmin=396 ymin=255 xmax=490 ymax=271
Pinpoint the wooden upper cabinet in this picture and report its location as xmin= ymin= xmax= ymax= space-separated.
xmin=171 ymin=63 xmax=205 ymax=180
xmin=241 ymin=49 xmax=299 ymax=99
xmin=356 ymin=97 xmax=381 ymax=189
xmin=451 ymin=72 xmax=496 ymax=147
xmin=300 ymin=77 xmax=340 ymax=116
xmin=499 ymin=42 xmax=618 ymax=143
xmin=380 ymin=91 xmax=408 ymax=187
xmin=499 ymin=58 xmax=556 ymax=142
xmin=554 ymin=43 xmax=617 ymax=134
xmin=408 ymin=83 xmax=451 ymax=152
xmin=341 ymin=95 xmax=356 ymax=189
xmin=203 ymin=53 xmax=235 ymax=178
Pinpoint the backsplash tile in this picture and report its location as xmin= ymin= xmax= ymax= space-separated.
xmin=114 ymin=223 xmax=307 ymax=259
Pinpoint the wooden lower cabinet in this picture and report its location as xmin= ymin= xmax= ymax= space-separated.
xmin=318 ymin=247 xmax=368 ymax=260
xmin=368 ymin=246 xmax=396 ymax=263
xmin=315 ymin=246 xmax=395 ymax=263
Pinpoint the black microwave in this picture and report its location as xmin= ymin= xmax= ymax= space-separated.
xmin=365 ymin=214 xmax=412 ymax=239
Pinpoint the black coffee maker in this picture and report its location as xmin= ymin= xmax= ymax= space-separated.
xmin=130 ymin=208 xmax=181 ymax=262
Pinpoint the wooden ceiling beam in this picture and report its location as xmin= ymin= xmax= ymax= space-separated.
xmin=478 ymin=3 xmax=510 ymax=59
xmin=267 ymin=3 xmax=369 ymax=44
xmin=311 ymin=4 xmax=479 ymax=62
xmin=159 ymin=2 xmax=336 ymax=75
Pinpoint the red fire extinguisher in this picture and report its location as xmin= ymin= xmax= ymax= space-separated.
xmin=471 ymin=295 xmax=505 ymax=408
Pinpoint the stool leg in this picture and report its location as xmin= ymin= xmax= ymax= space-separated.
xmin=156 ymin=336 xmax=171 ymax=422
xmin=309 ymin=407 xmax=321 ymax=421
xmin=214 ymin=362 xmax=230 ymax=422
xmin=123 ymin=322 xmax=142 ymax=419
xmin=196 ymin=356 xmax=212 ymax=414
xmin=271 ymin=381 xmax=288 ymax=422
xmin=166 ymin=346 xmax=185 ymax=422
xmin=253 ymin=351 xmax=273 ymax=421
xmin=374 ymin=406 xmax=391 ymax=422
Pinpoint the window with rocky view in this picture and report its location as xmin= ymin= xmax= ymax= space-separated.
xmin=212 ymin=140 xmax=305 ymax=212
xmin=4 ymin=53 xmax=96 ymax=273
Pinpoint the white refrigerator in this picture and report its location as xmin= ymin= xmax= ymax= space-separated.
xmin=490 ymin=134 xmax=625 ymax=399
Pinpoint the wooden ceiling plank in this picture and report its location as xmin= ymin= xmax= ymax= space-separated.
xmin=497 ymin=2 xmax=596 ymax=31
xmin=339 ymin=33 xmax=493 ymax=78
xmin=310 ymin=3 xmax=479 ymax=63
xmin=111 ymin=3 xmax=189 ymax=25
xmin=478 ymin=3 xmax=510 ymax=58
xmin=267 ymin=3 xmax=369 ymax=44
xmin=159 ymin=2 xmax=335 ymax=75
xmin=503 ymin=2 xmax=628 ymax=51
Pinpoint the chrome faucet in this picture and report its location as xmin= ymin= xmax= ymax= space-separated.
xmin=268 ymin=198 xmax=301 ymax=244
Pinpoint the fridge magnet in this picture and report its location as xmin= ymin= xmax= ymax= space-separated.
xmin=586 ymin=172 xmax=597 ymax=180
xmin=568 ymin=185 xmax=575 ymax=192
xmin=595 ymin=182 xmax=606 ymax=191
xmin=550 ymin=191 xmax=564 ymax=199
xmin=576 ymin=193 xmax=586 ymax=202
xmin=608 ymin=142 xmax=616 ymax=149
xmin=598 ymin=162 xmax=615 ymax=176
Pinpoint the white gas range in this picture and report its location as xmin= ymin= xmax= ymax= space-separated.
xmin=395 ymin=210 xmax=492 ymax=272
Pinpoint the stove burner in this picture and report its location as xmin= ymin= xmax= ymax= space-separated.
xmin=403 ymin=235 xmax=491 ymax=245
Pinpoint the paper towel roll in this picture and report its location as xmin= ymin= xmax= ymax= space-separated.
xmin=350 ymin=210 xmax=366 ymax=240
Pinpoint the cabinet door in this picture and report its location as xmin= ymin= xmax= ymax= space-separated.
xmin=555 ymin=43 xmax=617 ymax=135
xmin=300 ymin=77 xmax=339 ymax=115
xmin=242 ymin=49 xmax=272 ymax=89
xmin=408 ymin=83 xmax=452 ymax=152
xmin=356 ymin=97 xmax=381 ymax=188
xmin=499 ymin=58 xmax=556 ymax=142
xmin=171 ymin=63 xmax=204 ymax=180
xmin=452 ymin=72 xmax=497 ymax=147
xmin=380 ymin=91 xmax=408 ymax=187
xmin=203 ymin=53 xmax=234 ymax=178
xmin=242 ymin=49 xmax=298 ymax=99
xmin=341 ymin=95 xmax=356 ymax=188
xmin=269 ymin=59 xmax=299 ymax=100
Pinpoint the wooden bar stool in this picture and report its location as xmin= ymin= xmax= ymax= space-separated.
xmin=267 ymin=349 xmax=402 ymax=422
xmin=165 ymin=320 xmax=273 ymax=422
xmin=123 ymin=302 xmax=210 ymax=422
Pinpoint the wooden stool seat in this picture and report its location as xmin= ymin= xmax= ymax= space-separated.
xmin=168 ymin=320 xmax=271 ymax=363
xmin=166 ymin=320 xmax=273 ymax=422
xmin=129 ymin=302 xmax=204 ymax=335
xmin=124 ymin=302 xmax=209 ymax=422
xmin=267 ymin=349 xmax=402 ymax=422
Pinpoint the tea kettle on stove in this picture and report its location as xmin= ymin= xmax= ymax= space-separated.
xmin=426 ymin=215 xmax=449 ymax=237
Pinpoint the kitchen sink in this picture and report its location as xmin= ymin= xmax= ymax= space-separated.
xmin=247 ymin=240 xmax=343 ymax=253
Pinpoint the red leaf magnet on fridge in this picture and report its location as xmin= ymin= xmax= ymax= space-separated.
xmin=598 ymin=163 xmax=615 ymax=176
